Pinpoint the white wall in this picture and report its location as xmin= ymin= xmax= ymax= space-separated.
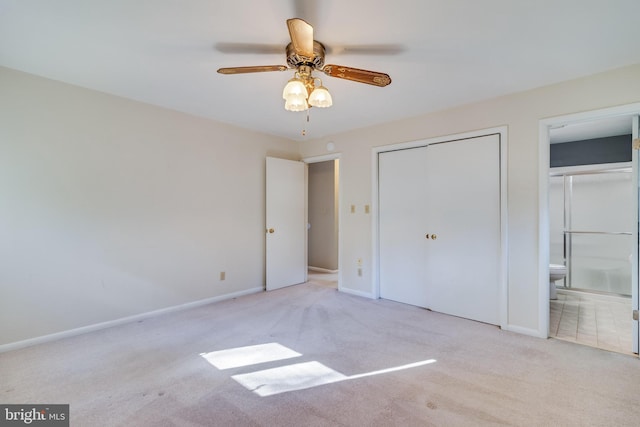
xmin=298 ymin=63 xmax=640 ymax=336
xmin=0 ymin=67 xmax=298 ymax=347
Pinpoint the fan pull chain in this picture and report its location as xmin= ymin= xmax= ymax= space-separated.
xmin=302 ymin=107 xmax=311 ymax=136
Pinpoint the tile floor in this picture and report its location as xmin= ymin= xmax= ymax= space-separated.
xmin=550 ymin=289 xmax=634 ymax=355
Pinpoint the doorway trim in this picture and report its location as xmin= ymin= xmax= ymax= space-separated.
xmin=303 ymin=152 xmax=342 ymax=291
xmin=371 ymin=126 xmax=508 ymax=329
xmin=538 ymin=102 xmax=640 ymax=350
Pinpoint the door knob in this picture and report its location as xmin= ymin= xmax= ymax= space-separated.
xmin=267 ymin=228 xmax=275 ymax=234
xmin=431 ymin=234 xmax=437 ymax=240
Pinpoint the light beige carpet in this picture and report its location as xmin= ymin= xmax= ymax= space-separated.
xmin=1 ymin=280 xmax=639 ymax=426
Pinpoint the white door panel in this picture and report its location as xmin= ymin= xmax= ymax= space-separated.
xmin=378 ymin=134 xmax=501 ymax=325
xmin=426 ymin=136 xmax=500 ymax=324
xmin=379 ymin=146 xmax=430 ymax=307
xmin=266 ymin=157 xmax=306 ymax=291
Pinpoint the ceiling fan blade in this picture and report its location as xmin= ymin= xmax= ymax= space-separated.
xmin=287 ymin=18 xmax=314 ymax=58
xmin=322 ymin=65 xmax=392 ymax=87
xmin=215 ymin=42 xmax=284 ymax=55
xmin=328 ymin=44 xmax=405 ymax=56
xmin=217 ymin=65 xmax=289 ymax=74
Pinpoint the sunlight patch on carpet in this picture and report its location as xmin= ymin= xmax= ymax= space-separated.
xmin=202 ymin=343 xmax=436 ymax=396
xmin=231 ymin=358 xmax=438 ymax=396
xmin=200 ymin=343 xmax=301 ymax=370
xmin=232 ymin=361 xmax=346 ymax=397
xmin=347 ymin=359 xmax=437 ymax=380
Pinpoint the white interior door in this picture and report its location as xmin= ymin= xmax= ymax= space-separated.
xmin=425 ymin=135 xmax=501 ymax=325
xmin=266 ymin=157 xmax=307 ymax=291
xmin=378 ymin=134 xmax=501 ymax=325
xmin=379 ymin=146 xmax=430 ymax=307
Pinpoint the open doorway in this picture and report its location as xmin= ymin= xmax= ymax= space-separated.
xmin=305 ymin=155 xmax=340 ymax=289
xmin=540 ymin=107 xmax=640 ymax=356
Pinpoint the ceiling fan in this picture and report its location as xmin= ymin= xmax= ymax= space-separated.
xmin=217 ymin=18 xmax=392 ymax=112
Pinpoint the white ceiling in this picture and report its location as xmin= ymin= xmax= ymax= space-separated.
xmin=2 ymin=0 xmax=640 ymax=142
xmin=550 ymin=115 xmax=633 ymax=144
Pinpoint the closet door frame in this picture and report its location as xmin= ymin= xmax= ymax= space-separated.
xmin=371 ymin=127 xmax=508 ymax=329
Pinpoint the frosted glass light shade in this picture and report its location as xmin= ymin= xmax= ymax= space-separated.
xmin=284 ymin=94 xmax=308 ymax=111
xmin=308 ymin=86 xmax=332 ymax=108
xmin=282 ymin=78 xmax=307 ymax=100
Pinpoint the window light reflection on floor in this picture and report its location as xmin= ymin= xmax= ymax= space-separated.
xmin=233 ymin=361 xmax=347 ymax=397
xmin=201 ymin=343 xmax=436 ymax=397
xmin=200 ymin=342 xmax=302 ymax=370
xmin=232 ymin=359 xmax=437 ymax=397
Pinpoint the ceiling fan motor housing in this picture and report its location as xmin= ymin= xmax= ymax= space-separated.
xmin=286 ymin=41 xmax=325 ymax=70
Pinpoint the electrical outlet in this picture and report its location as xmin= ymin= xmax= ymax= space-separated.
xmin=220 ymin=271 xmax=226 ymax=281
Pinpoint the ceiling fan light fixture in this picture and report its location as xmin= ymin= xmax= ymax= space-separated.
xmin=308 ymin=85 xmax=332 ymax=108
xmin=219 ymin=18 xmax=391 ymax=117
xmin=284 ymin=94 xmax=308 ymax=111
xmin=282 ymin=77 xmax=307 ymax=100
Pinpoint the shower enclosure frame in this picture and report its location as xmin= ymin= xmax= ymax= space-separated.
xmin=550 ymin=166 xmax=633 ymax=296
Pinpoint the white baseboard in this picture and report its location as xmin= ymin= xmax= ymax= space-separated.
xmin=0 ymin=287 xmax=263 ymax=353
xmin=308 ymin=266 xmax=339 ymax=274
xmin=339 ymin=286 xmax=375 ymax=299
xmin=502 ymin=324 xmax=547 ymax=339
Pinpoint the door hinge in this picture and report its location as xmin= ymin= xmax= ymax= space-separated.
xmin=634 ymin=310 xmax=639 ymax=321
xmin=633 ymin=138 xmax=640 ymax=150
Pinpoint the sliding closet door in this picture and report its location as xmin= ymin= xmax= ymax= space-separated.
xmin=379 ymin=146 xmax=430 ymax=307
xmin=425 ymin=135 xmax=501 ymax=325
xmin=378 ymin=134 xmax=501 ymax=325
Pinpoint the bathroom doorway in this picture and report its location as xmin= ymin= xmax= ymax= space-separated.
xmin=541 ymin=108 xmax=640 ymax=356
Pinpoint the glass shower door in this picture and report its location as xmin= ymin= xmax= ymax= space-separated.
xmin=565 ymin=171 xmax=633 ymax=296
